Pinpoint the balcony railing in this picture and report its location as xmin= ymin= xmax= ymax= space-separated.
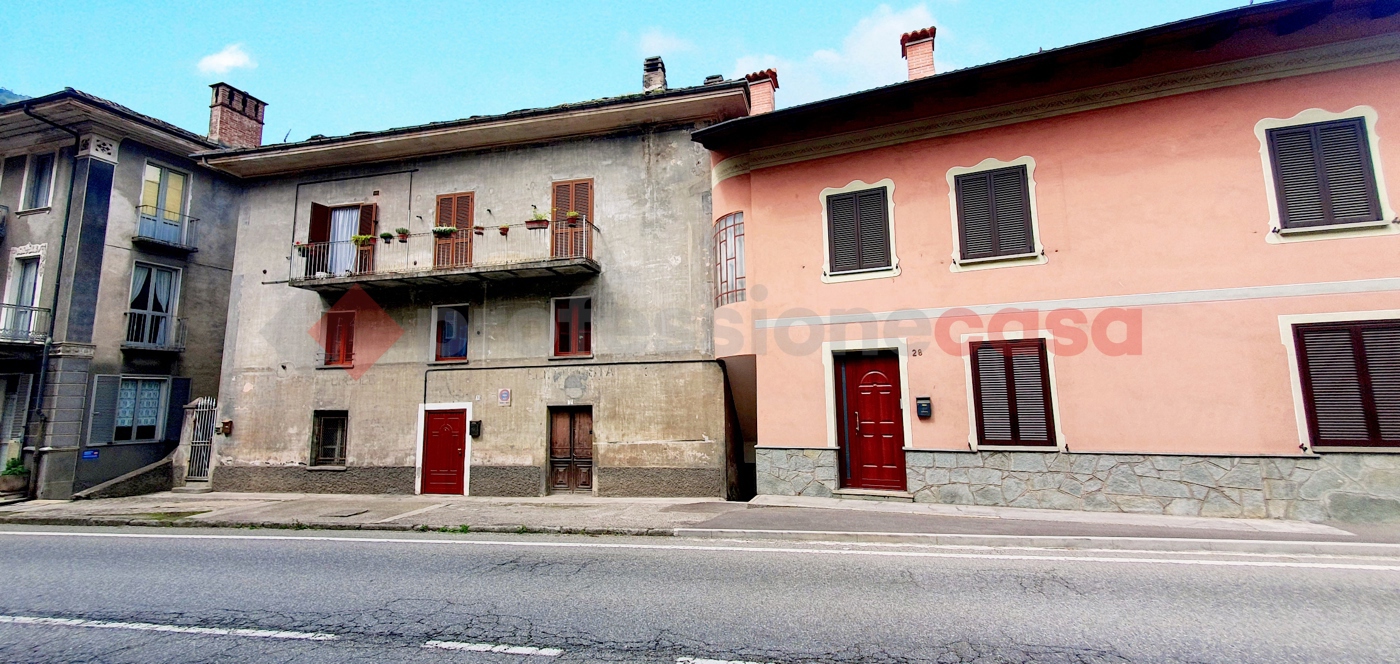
xmin=288 ymin=219 xmax=598 ymax=289
xmin=123 ymin=312 xmax=186 ymax=352
xmin=0 ymin=304 xmax=50 ymax=344
xmin=135 ymin=205 xmax=198 ymax=251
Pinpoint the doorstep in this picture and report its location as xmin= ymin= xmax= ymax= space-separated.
xmin=831 ymin=488 xmax=915 ymax=503
xmin=171 ymin=482 xmax=212 ymax=494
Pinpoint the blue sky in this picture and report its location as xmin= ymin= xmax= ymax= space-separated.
xmin=4 ymin=0 xmax=1246 ymax=144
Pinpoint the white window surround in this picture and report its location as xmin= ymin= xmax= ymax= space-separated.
xmin=18 ymin=152 xmax=58 ymax=213
xmin=821 ymin=338 xmax=915 ymax=452
xmin=428 ymin=303 xmax=471 ymax=364
xmin=1277 ymin=309 xmax=1400 ymax=455
xmin=819 ymin=178 xmax=900 ymax=284
xmin=414 ymin=401 xmax=474 ymax=495
xmin=141 ymin=159 xmax=194 ymax=217
xmin=945 ymin=156 xmax=1047 ymax=272
xmin=1256 ymin=106 xmax=1397 ymax=244
xmin=4 ymin=244 xmax=45 ymax=308
xmin=958 ymin=329 xmax=1068 ymax=453
xmin=548 ymin=295 xmax=594 ymax=359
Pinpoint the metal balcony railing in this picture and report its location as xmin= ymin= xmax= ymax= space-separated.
xmin=0 ymin=304 xmax=50 ymax=344
xmin=289 ymin=219 xmax=597 ymax=283
xmin=123 ymin=312 xmax=186 ymax=351
xmin=135 ymin=205 xmax=198 ymax=250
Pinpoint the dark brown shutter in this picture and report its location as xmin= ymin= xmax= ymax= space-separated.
xmin=1296 ymin=321 xmax=1400 ymax=448
xmin=436 ymin=195 xmax=455 ymax=229
xmin=357 ymin=204 xmax=377 ymax=235
xmin=308 ymin=203 xmax=331 ymax=243
xmin=856 ymin=188 xmax=890 ymax=269
xmin=1268 ymin=118 xmax=1381 ymax=229
xmin=827 ymin=192 xmax=860 ymax=273
xmin=551 ymin=180 xmax=592 ymax=258
xmin=956 ymin=166 xmax=1032 ymax=260
xmin=826 ymin=186 xmax=891 ymax=274
xmin=970 ymin=339 xmax=1055 ymax=446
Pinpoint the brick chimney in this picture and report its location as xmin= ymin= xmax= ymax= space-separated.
xmin=745 ymin=69 xmax=779 ymax=115
xmin=208 ymin=82 xmax=266 ymax=148
xmin=643 ymin=56 xmax=667 ymax=93
xmin=900 ymin=27 xmax=937 ymax=80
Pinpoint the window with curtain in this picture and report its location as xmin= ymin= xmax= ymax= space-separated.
xmin=22 ymin=153 xmax=55 ymax=210
xmin=713 ymin=212 xmax=745 ymax=306
xmin=127 ymin=263 xmax=177 ymax=347
xmin=3 ymin=257 xmax=39 ymax=338
xmin=328 ymin=206 xmax=361 ymax=275
xmin=434 ymin=304 xmax=470 ymax=362
xmin=114 ymin=377 xmax=166 ymax=442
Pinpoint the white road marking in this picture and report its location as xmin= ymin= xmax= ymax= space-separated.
xmin=424 ymin=640 xmax=562 ymax=656
xmin=2 ymin=530 xmax=1398 ymax=571
xmin=0 ymin=615 xmax=338 ymax=640
xmin=678 ymin=657 xmax=775 ymax=664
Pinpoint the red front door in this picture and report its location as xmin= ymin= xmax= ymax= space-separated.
xmin=838 ymin=352 xmax=906 ymax=490
xmin=422 ymin=410 xmax=467 ymax=494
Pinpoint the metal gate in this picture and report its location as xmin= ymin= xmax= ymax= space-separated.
xmin=186 ymin=397 xmax=216 ymax=481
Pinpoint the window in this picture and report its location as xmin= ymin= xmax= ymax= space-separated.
xmin=551 ymin=179 xmax=593 ymax=259
xmin=312 ymin=411 xmax=348 ymax=466
xmin=970 ymin=339 xmax=1056 ymax=447
xmin=553 ymin=297 xmax=592 ymax=357
xmin=434 ymin=304 xmax=470 ymax=362
xmin=114 ymin=377 xmax=167 ymax=442
xmin=2 ymin=257 xmax=39 ymax=339
xmin=714 ymin=212 xmax=746 ymax=306
xmin=306 ymin=203 xmax=376 ymax=276
xmin=126 ymin=263 xmax=179 ymax=347
xmin=324 ymin=311 xmax=355 ymax=367
xmin=1294 ymin=320 xmax=1400 ymax=448
xmin=826 ymin=187 xmax=891 ymax=274
xmin=22 ymin=153 xmax=55 ymax=210
xmin=1267 ymin=118 xmax=1382 ymax=230
xmin=954 ymin=165 xmax=1035 ymax=261
xmin=434 ymin=193 xmax=473 ymax=268
xmin=138 ymin=164 xmax=190 ymax=244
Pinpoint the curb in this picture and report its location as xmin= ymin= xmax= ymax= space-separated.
xmin=0 ymin=515 xmax=676 ymax=537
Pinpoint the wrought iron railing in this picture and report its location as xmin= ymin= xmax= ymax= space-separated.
xmin=123 ymin=312 xmax=187 ymax=351
xmin=289 ymin=219 xmax=597 ymax=282
xmin=136 ymin=205 xmax=199 ymax=249
xmin=0 ymin=304 xmax=50 ymax=344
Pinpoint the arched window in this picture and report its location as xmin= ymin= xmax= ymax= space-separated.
xmin=713 ymin=212 xmax=745 ymax=306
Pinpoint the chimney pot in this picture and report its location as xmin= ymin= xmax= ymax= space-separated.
xmin=744 ymin=69 xmax=779 ymax=115
xmin=643 ymin=56 xmax=667 ymax=93
xmin=704 ymin=74 xmax=724 ymax=86
xmin=900 ymin=26 xmax=937 ymax=80
xmin=208 ymin=82 xmax=266 ymax=148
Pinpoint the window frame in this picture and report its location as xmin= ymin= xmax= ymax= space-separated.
xmin=139 ymin=160 xmax=192 ymax=220
xmin=112 ymin=375 xmax=170 ymax=444
xmin=323 ymin=310 xmax=356 ymax=367
xmin=1290 ymin=318 xmax=1400 ymax=450
xmin=126 ymin=261 xmax=182 ymax=347
xmin=19 ymin=152 xmax=57 ymax=212
xmin=551 ymin=296 xmax=593 ymax=358
xmin=713 ymin=212 xmax=746 ymax=306
xmin=1267 ymin=118 xmax=1382 ymax=231
xmin=818 ymin=179 xmax=899 ymax=284
xmin=945 ymin=157 xmax=1046 ymax=271
xmin=430 ymin=303 xmax=471 ymax=363
xmin=960 ymin=330 xmax=1066 ymax=452
xmin=311 ymin=410 xmax=349 ymax=467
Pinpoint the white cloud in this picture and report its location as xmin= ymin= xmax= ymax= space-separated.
xmin=197 ymin=44 xmax=256 ymax=75
xmin=639 ymin=28 xmax=693 ymax=57
xmin=729 ymin=4 xmax=937 ymax=108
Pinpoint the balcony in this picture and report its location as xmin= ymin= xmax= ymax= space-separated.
xmin=0 ymin=304 xmax=50 ymax=345
xmin=122 ymin=312 xmax=186 ymax=352
xmin=133 ymin=205 xmax=199 ymax=253
xmin=288 ymin=220 xmax=600 ymax=292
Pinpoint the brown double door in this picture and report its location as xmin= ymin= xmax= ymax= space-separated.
xmin=422 ymin=410 xmax=467 ymax=494
xmin=549 ymin=407 xmax=593 ymax=493
xmin=837 ymin=352 xmax=907 ymax=491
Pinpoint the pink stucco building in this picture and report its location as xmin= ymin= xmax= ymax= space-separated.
xmin=697 ymin=0 xmax=1400 ymax=521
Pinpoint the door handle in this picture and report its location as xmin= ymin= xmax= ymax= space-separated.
xmin=854 ymin=411 xmax=860 ymax=433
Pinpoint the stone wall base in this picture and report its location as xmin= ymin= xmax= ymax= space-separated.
xmin=595 ymin=467 xmax=723 ymax=497
xmin=755 ymin=448 xmax=1400 ymax=523
xmin=213 ymin=466 xmax=415 ymax=494
xmin=469 ymin=466 xmax=543 ymax=497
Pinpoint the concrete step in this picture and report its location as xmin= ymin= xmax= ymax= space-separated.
xmin=831 ymin=488 xmax=915 ymax=503
xmin=172 ymin=483 xmax=212 ymax=494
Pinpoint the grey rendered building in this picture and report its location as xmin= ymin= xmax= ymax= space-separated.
xmin=0 ymin=88 xmax=242 ymax=498
xmin=204 ymin=61 xmax=752 ymax=497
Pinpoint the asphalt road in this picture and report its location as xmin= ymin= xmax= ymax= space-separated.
xmin=1 ymin=526 xmax=1398 ymax=663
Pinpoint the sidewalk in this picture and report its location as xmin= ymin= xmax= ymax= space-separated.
xmin=0 ymin=491 xmax=1396 ymax=554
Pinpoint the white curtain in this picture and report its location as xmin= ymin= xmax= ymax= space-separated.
xmin=329 ymin=207 xmax=360 ymax=275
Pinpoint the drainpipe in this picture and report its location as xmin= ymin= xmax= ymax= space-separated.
xmin=21 ymin=103 xmax=81 ymax=499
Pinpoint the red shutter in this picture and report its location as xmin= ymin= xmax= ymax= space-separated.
xmin=970 ymin=339 xmax=1056 ymax=446
xmin=309 ymin=203 xmax=331 ymax=243
xmin=434 ymin=193 xmax=473 ymax=268
xmin=552 ymin=180 xmax=592 ymax=259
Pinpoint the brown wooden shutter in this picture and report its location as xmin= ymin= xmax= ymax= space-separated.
xmin=956 ymin=166 xmax=1032 ymax=260
xmin=552 ymin=180 xmax=592 ymax=258
xmin=856 ymin=188 xmax=891 ymax=269
xmin=357 ymin=203 xmax=377 ymax=235
xmin=827 ymin=192 xmax=860 ymax=273
xmin=825 ymin=186 xmax=891 ymax=273
xmin=356 ymin=204 xmax=378 ymax=273
xmin=434 ymin=193 xmax=473 ymax=268
xmin=970 ymin=339 xmax=1056 ymax=446
xmin=1296 ymin=321 xmax=1400 ymax=447
xmin=1268 ymin=118 xmax=1381 ymax=229
xmin=309 ymin=203 xmax=331 ymax=243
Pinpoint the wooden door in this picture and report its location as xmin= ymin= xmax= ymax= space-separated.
xmin=549 ymin=407 xmax=593 ymax=493
xmin=838 ymin=352 xmax=906 ymax=490
xmin=422 ymin=410 xmax=467 ymax=494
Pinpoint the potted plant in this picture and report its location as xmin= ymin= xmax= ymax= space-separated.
xmin=566 ymin=210 xmax=582 ymax=227
xmin=0 ymin=457 xmax=27 ymax=494
xmin=472 ymin=225 xmax=485 ymax=236
xmin=293 ymin=241 xmax=310 ymax=257
xmin=432 ymin=226 xmax=458 ymax=238
xmin=525 ymin=206 xmax=550 ymax=230
xmin=379 ymin=232 xmax=395 ymax=245
xmin=395 ymin=227 xmax=410 ymax=242
xmin=499 ymin=224 xmax=510 ymax=236
xmin=351 ymin=234 xmax=376 ymax=247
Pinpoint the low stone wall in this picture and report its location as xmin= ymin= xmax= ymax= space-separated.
xmin=595 ymin=467 xmax=723 ymax=497
xmin=755 ymin=448 xmax=1400 ymax=523
xmin=213 ymin=466 xmax=415 ymax=494
xmin=469 ymin=466 xmax=543 ymax=497
xmin=72 ymin=456 xmax=173 ymax=500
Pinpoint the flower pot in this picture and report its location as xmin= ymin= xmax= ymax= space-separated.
xmin=397 ymin=234 xmax=409 ymax=242
xmin=525 ymin=220 xmax=550 ymax=230
xmin=473 ymin=227 xmax=485 ymax=236
xmin=0 ymin=474 xmax=27 ymax=493
xmin=499 ymin=227 xmax=509 ymax=236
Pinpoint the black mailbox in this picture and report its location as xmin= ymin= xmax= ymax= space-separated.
xmin=915 ymin=397 xmax=933 ymax=419
xmin=469 ymin=420 xmax=482 ymax=438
